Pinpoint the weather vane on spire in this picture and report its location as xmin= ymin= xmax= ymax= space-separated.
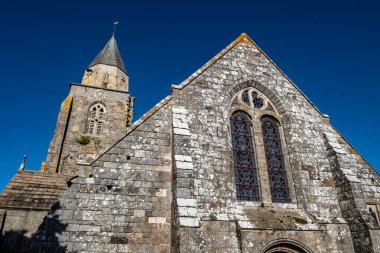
xmin=113 ymin=21 xmax=119 ymax=35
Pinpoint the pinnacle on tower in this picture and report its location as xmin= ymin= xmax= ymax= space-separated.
xmin=88 ymin=35 xmax=127 ymax=75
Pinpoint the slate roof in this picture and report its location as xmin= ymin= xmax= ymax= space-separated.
xmin=0 ymin=170 xmax=67 ymax=211
xmin=88 ymin=35 xmax=127 ymax=74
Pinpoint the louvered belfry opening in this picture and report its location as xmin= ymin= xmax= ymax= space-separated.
xmin=88 ymin=104 xmax=106 ymax=135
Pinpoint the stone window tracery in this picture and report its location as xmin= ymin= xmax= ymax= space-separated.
xmin=242 ymin=90 xmax=250 ymax=106
xmin=88 ymin=103 xmax=106 ymax=135
xmin=252 ymin=91 xmax=264 ymax=109
xmin=230 ymin=88 xmax=292 ymax=203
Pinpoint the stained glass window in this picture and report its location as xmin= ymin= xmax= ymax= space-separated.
xmin=261 ymin=115 xmax=291 ymax=203
xmin=231 ymin=111 xmax=260 ymax=201
xmin=252 ymin=92 xmax=264 ymax=109
xmin=242 ymin=90 xmax=250 ymax=106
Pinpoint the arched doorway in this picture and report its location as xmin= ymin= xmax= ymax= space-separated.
xmin=261 ymin=240 xmax=312 ymax=253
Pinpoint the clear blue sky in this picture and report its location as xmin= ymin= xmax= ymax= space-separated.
xmin=0 ymin=0 xmax=379 ymax=191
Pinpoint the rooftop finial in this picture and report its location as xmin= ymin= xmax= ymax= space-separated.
xmin=113 ymin=21 xmax=119 ymax=36
xmin=18 ymin=154 xmax=27 ymax=171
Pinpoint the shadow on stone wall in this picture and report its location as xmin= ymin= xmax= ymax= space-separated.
xmin=0 ymin=202 xmax=68 ymax=253
xmin=0 ymin=229 xmax=33 ymax=253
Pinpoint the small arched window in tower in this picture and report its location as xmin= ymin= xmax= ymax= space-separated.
xmin=261 ymin=115 xmax=291 ymax=203
xmin=231 ymin=111 xmax=261 ymax=201
xmin=88 ymin=104 xmax=106 ymax=135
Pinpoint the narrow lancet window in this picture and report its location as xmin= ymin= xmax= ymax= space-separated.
xmin=88 ymin=104 xmax=106 ymax=135
xmin=231 ymin=111 xmax=260 ymax=201
xmin=261 ymin=115 xmax=291 ymax=203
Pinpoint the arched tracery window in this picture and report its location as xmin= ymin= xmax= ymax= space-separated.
xmin=230 ymin=111 xmax=261 ymax=201
xmin=230 ymin=88 xmax=292 ymax=203
xmin=261 ymin=115 xmax=291 ymax=203
xmin=88 ymin=103 xmax=106 ymax=135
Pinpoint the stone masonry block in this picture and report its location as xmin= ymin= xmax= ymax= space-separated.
xmin=175 ymin=161 xmax=193 ymax=170
xmin=173 ymin=128 xmax=191 ymax=136
xmin=174 ymin=155 xmax=192 ymax=162
xmin=134 ymin=210 xmax=145 ymax=217
xmin=79 ymin=225 xmax=101 ymax=232
xmin=156 ymin=189 xmax=168 ymax=197
xmin=346 ymin=175 xmax=361 ymax=183
xmin=178 ymin=207 xmax=198 ymax=217
xmin=148 ymin=217 xmax=167 ymax=224
xmin=84 ymin=178 xmax=95 ymax=184
xmin=177 ymin=198 xmax=197 ymax=207
xmin=173 ymin=122 xmax=189 ymax=129
xmin=176 ymin=188 xmax=191 ymax=198
xmin=172 ymin=107 xmax=188 ymax=114
xmin=178 ymin=217 xmax=199 ymax=227
xmin=172 ymin=113 xmax=189 ymax=122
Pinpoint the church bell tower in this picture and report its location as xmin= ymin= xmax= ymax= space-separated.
xmin=44 ymin=33 xmax=134 ymax=177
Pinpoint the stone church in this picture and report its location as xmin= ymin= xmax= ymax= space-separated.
xmin=0 ymin=33 xmax=379 ymax=253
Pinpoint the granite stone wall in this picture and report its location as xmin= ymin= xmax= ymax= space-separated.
xmin=169 ymin=37 xmax=357 ymax=252
xmin=34 ymin=101 xmax=173 ymax=252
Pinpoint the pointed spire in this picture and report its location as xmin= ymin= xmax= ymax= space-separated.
xmin=88 ymin=35 xmax=127 ymax=75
